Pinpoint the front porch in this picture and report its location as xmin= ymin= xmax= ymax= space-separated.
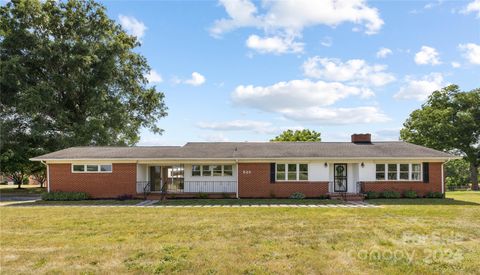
xmin=136 ymin=163 xmax=238 ymax=197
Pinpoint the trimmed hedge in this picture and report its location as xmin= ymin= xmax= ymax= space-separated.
xmin=425 ymin=191 xmax=444 ymax=198
xmin=382 ymin=191 xmax=401 ymax=199
xmin=42 ymin=191 xmax=89 ymax=201
xmin=403 ymin=190 xmax=417 ymax=198
xmin=289 ymin=192 xmax=306 ymax=199
xmin=365 ymin=191 xmax=380 ymax=199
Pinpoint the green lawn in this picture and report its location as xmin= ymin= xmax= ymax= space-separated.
xmin=0 ymin=192 xmax=479 ymax=274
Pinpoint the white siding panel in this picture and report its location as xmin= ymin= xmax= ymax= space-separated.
xmin=136 ymin=164 xmax=148 ymax=181
xmin=309 ymin=163 xmax=329 ymax=181
xmin=358 ymin=162 xmax=376 ymax=181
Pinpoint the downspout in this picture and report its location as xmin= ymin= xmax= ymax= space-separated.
xmin=41 ymin=161 xmax=50 ymax=193
xmin=442 ymin=158 xmax=453 ymax=195
xmin=235 ymin=159 xmax=239 ymax=199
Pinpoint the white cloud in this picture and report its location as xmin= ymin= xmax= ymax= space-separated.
xmin=211 ymin=0 xmax=383 ymax=54
xmin=451 ymin=62 xmax=461 ymax=68
xmin=302 ymin=57 xmax=395 ymax=87
xmin=197 ymin=120 xmax=305 ymax=135
xmin=246 ymin=34 xmax=304 ymax=54
xmin=414 ymin=46 xmax=441 ymax=65
xmin=230 ymin=79 xmax=387 ymax=124
xmin=145 ymin=70 xmax=162 ymax=84
xmin=232 ymin=79 xmax=373 ymax=111
xmin=197 ymin=120 xmax=272 ymax=131
xmin=186 ymin=72 xmax=206 ymax=86
xmin=458 ymin=43 xmax=480 ymax=64
xmin=376 ymin=47 xmax=392 ymax=58
xmin=201 ymin=133 xmax=230 ymax=142
xmin=462 ymin=0 xmax=480 ymax=17
xmin=118 ymin=15 xmax=147 ymax=40
xmin=279 ymin=106 xmax=389 ymax=124
xmin=320 ymin=36 xmax=333 ymax=47
xmin=394 ymin=73 xmax=446 ymax=101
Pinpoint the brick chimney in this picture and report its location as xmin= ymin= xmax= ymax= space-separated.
xmin=351 ymin=133 xmax=371 ymax=143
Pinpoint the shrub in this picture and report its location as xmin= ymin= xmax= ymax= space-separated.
xmin=197 ymin=193 xmax=209 ymax=199
xmin=222 ymin=193 xmax=231 ymax=199
xmin=365 ymin=191 xmax=380 ymax=199
xmin=403 ymin=190 xmax=417 ymax=198
xmin=425 ymin=191 xmax=444 ymax=198
xmin=117 ymin=194 xmax=133 ymax=201
xmin=42 ymin=191 xmax=89 ymax=201
xmin=382 ymin=191 xmax=401 ymax=199
xmin=289 ymin=192 xmax=306 ymax=199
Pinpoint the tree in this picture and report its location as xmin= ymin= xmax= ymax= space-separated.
xmin=444 ymin=159 xmax=475 ymax=189
xmin=1 ymin=0 xmax=167 ymax=184
xmin=271 ymin=129 xmax=321 ymax=142
xmin=400 ymin=85 xmax=480 ymax=190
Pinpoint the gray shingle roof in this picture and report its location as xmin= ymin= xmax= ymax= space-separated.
xmin=31 ymin=141 xmax=455 ymax=160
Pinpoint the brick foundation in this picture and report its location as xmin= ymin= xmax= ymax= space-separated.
xmin=48 ymin=163 xmax=137 ymax=198
xmin=238 ymin=163 xmax=328 ymax=198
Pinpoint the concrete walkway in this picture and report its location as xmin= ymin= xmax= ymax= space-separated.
xmin=4 ymin=201 xmax=380 ymax=208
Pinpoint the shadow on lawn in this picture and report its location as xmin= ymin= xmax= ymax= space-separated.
xmin=368 ymin=198 xmax=479 ymax=206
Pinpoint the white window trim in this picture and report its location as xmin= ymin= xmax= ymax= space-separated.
xmin=375 ymin=163 xmax=422 ymax=181
xmin=71 ymin=164 xmax=113 ymax=173
xmin=275 ymin=163 xmax=309 ymax=182
xmin=193 ymin=165 xmax=234 ymax=177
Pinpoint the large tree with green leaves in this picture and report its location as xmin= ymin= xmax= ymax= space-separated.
xmin=0 ymin=0 xmax=167 ymax=186
xmin=400 ymin=85 xmax=479 ymax=190
xmin=271 ymin=129 xmax=321 ymax=142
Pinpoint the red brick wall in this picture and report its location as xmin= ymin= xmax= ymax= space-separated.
xmin=362 ymin=162 xmax=443 ymax=196
xmin=238 ymin=163 xmax=328 ymax=198
xmin=48 ymin=163 xmax=137 ymax=198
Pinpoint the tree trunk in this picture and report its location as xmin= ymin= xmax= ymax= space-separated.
xmin=470 ymin=163 xmax=479 ymax=191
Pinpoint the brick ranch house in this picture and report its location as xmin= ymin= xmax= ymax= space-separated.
xmin=31 ymin=134 xmax=457 ymax=199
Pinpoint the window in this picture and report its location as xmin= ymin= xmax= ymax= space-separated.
xmin=213 ymin=165 xmax=223 ymax=176
xmin=411 ymin=164 xmax=421 ymax=180
xmin=192 ymin=165 xmax=201 ymax=176
xmin=73 ymin=165 xmax=85 ymax=172
xmin=276 ymin=163 xmax=308 ymax=181
xmin=276 ymin=164 xmax=286 ymax=181
xmin=202 ymin=165 xmax=212 ymax=176
xmin=388 ymin=164 xmax=398 ymax=180
xmin=72 ymin=164 xmax=112 ymax=173
xmin=375 ymin=164 xmax=385 ymax=180
xmin=399 ymin=164 xmax=409 ymax=180
xmin=299 ymin=164 xmax=308 ymax=180
xmin=375 ymin=163 xmax=422 ymax=181
xmin=86 ymin=165 xmax=99 ymax=172
xmin=100 ymin=165 xmax=112 ymax=172
xmin=223 ymin=165 xmax=233 ymax=176
xmin=287 ymin=164 xmax=297 ymax=180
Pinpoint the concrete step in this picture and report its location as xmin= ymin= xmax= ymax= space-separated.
xmin=328 ymin=193 xmax=365 ymax=201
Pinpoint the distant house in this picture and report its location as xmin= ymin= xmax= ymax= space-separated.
xmin=31 ymin=134 xmax=457 ymax=199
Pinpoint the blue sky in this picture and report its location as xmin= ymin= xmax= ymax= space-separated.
xmin=103 ymin=0 xmax=479 ymax=145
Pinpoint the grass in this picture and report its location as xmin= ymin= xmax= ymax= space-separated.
xmin=0 ymin=192 xmax=479 ymax=274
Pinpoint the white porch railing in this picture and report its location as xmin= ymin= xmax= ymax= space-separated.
xmin=137 ymin=181 xmax=150 ymax=193
xmin=328 ymin=181 xmax=363 ymax=194
xmin=184 ymin=181 xmax=236 ymax=193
